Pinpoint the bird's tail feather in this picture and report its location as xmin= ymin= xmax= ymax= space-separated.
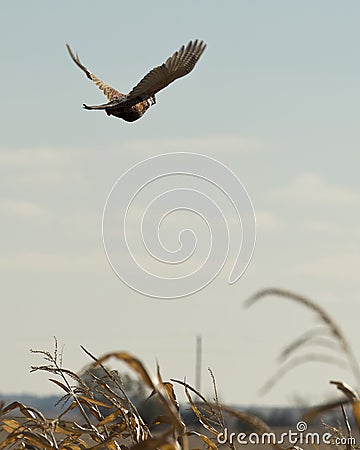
xmin=83 ymin=103 xmax=109 ymax=110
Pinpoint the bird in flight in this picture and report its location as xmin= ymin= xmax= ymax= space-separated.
xmin=66 ymin=40 xmax=206 ymax=122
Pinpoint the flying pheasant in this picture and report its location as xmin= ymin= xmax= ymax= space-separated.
xmin=66 ymin=40 xmax=206 ymax=122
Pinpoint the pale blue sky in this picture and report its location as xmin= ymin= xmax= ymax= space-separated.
xmin=1 ymin=1 xmax=359 ymax=406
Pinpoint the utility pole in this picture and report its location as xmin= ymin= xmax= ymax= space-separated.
xmin=195 ymin=335 xmax=202 ymax=392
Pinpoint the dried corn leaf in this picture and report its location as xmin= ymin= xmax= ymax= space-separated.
xmin=330 ymin=380 xmax=359 ymax=401
xmin=183 ymin=384 xmax=219 ymax=437
xmin=3 ymin=401 xmax=44 ymax=420
xmin=49 ymin=378 xmax=71 ymax=393
xmin=21 ymin=430 xmax=54 ymax=447
xmin=98 ymin=410 xmax=124 ymax=426
xmin=89 ymin=351 xmax=155 ymax=390
xmin=186 ymin=430 xmax=217 ymax=449
xmin=127 ymin=432 xmax=178 ymax=450
xmin=77 ymin=395 xmax=112 ymax=409
xmin=87 ymin=436 xmax=121 ymax=450
xmin=352 ymin=400 xmax=360 ymax=431
xmin=0 ymin=418 xmax=22 ymax=433
xmin=0 ymin=435 xmax=18 ymax=449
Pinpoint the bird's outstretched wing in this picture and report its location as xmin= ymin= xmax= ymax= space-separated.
xmin=66 ymin=44 xmax=122 ymax=101
xmin=125 ymin=39 xmax=206 ymax=107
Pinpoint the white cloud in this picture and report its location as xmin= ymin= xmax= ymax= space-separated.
xmin=303 ymin=220 xmax=342 ymax=234
xmin=270 ymin=173 xmax=360 ymax=206
xmin=0 ymin=148 xmax=70 ymax=166
xmin=116 ymin=135 xmax=263 ymax=155
xmin=0 ymin=135 xmax=262 ymax=168
xmin=0 ymin=146 xmax=91 ymax=190
xmin=0 ymin=252 xmax=104 ymax=272
xmin=291 ymin=253 xmax=360 ymax=283
xmin=255 ymin=211 xmax=282 ymax=231
xmin=0 ymin=200 xmax=47 ymax=218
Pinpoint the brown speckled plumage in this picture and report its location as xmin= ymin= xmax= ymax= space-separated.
xmin=66 ymin=40 xmax=206 ymax=122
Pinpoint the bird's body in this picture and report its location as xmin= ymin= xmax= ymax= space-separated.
xmin=83 ymin=95 xmax=155 ymax=122
xmin=66 ymin=40 xmax=206 ymax=122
